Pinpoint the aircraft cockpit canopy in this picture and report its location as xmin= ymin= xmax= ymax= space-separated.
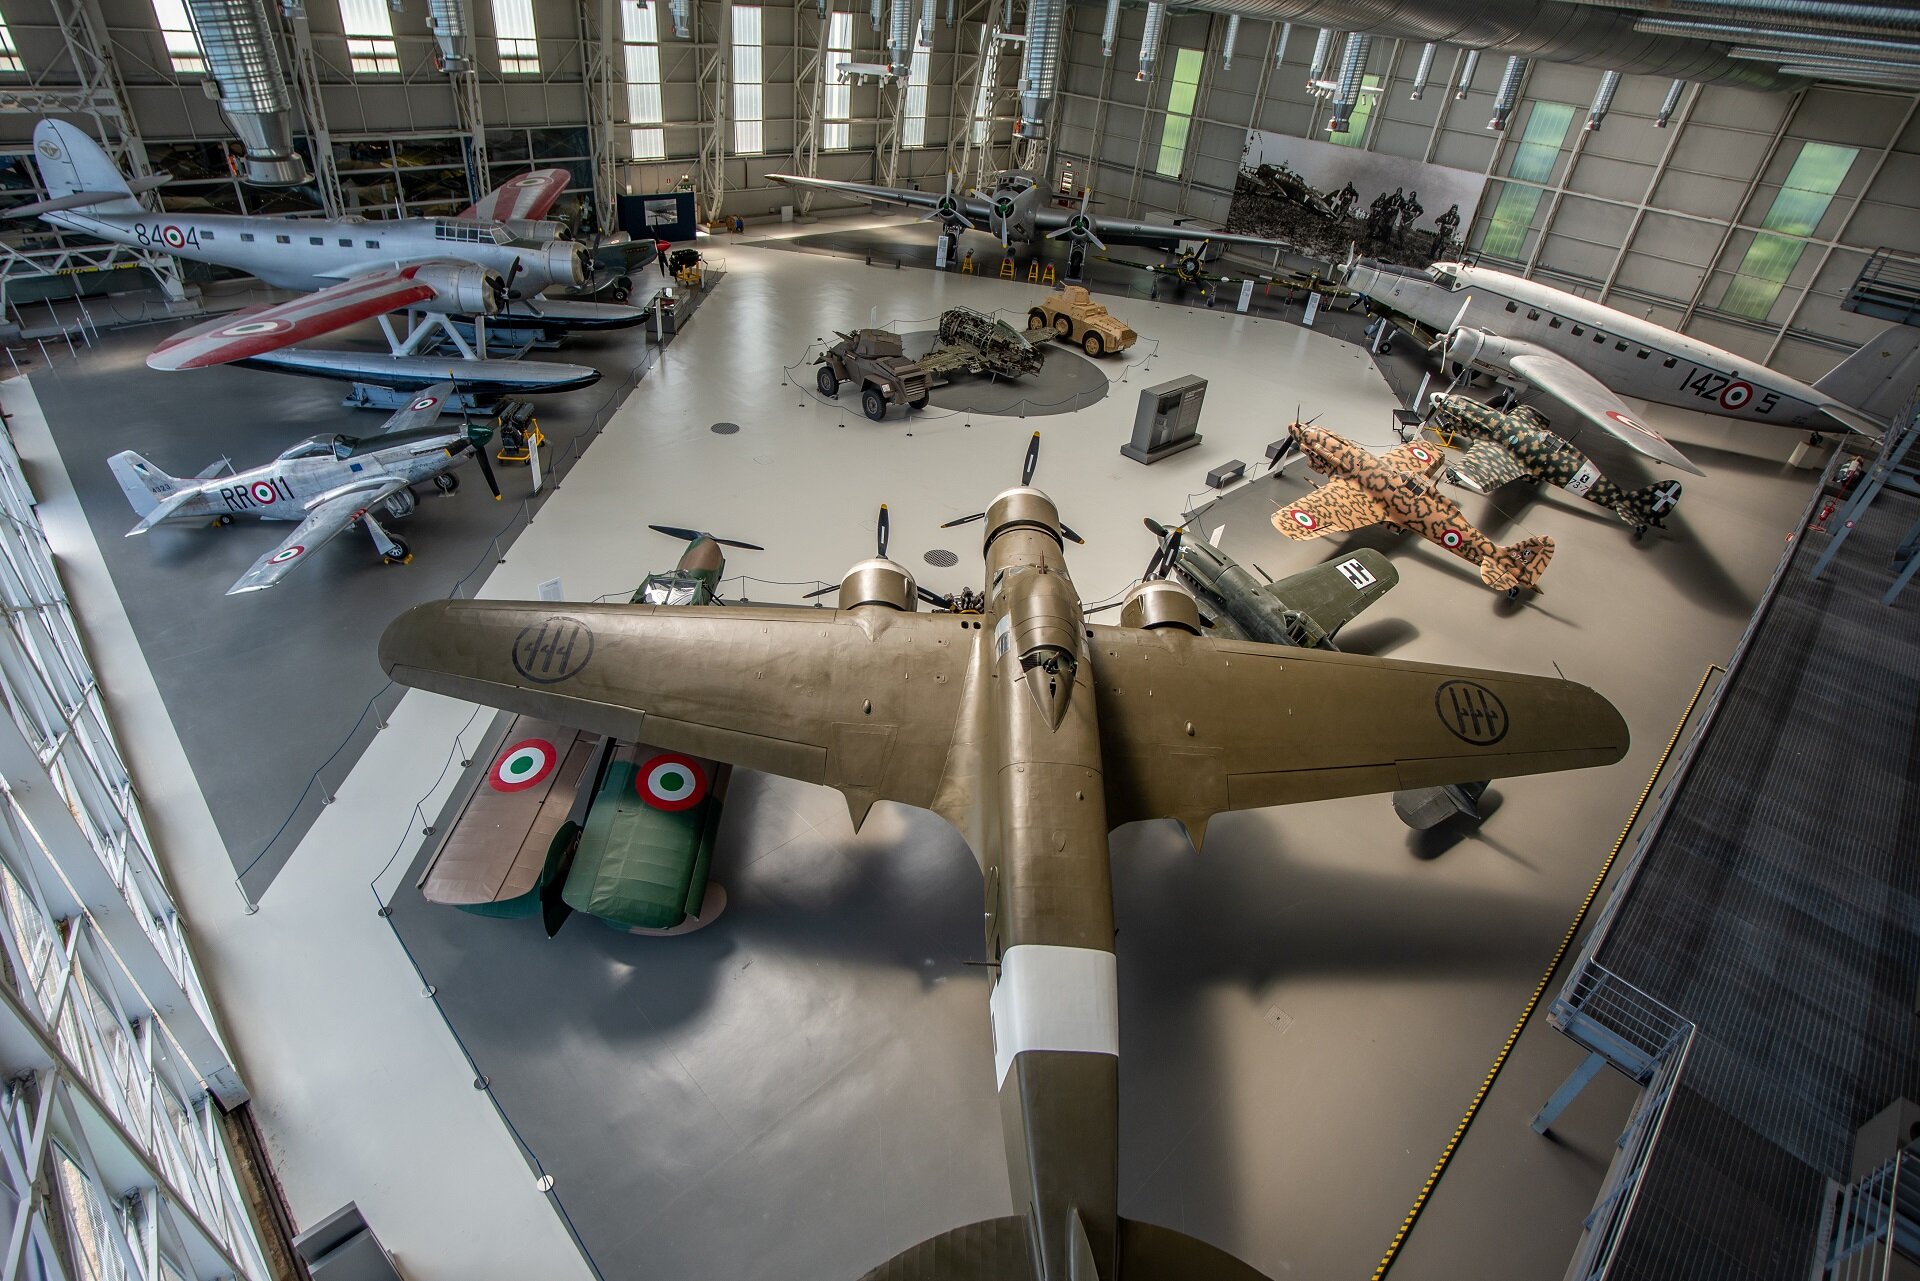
xmin=277 ymin=434 xmax=357 ymax=462
xmin=639 ymin=572 xmax=704 ymax=606
xmin=433 ymin=219 xmax=513 ymax=246
xmin=1428 ymin=264 xmax=1464 ymax=291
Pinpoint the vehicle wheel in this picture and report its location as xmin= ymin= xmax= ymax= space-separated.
xmin=908 ymin=394 xmax=929 ymax=410
xmin=817 ymin=366 xmax=839 ymax=396
xmin=1027 ymin=309 xmax=1049 ymax=330
xmin=383 ymin=536 xmax=412 ymax=565
xmin=1082 ymin=332 xmax=1104 ymax=357
xmin=433 ymin=472 xmax=459 ymax=494
xmin=1378 ymin=338 xmax=1393 ymax=355
xmin=1054 ymin=315 xmax=1073 ymax=338
xmin=861 ymin=387 xmax=888 ymax=421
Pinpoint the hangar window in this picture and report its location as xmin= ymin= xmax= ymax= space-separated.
xmin=732 ymin=5 xmax=765 ymax=154
xmin=1154 ymin=47 xmax=1205 ymax=178
xmin=1327 ymin=75 xmax=1383 ymax=148
xmin=338 ymin=0 xmax=401 ymax=75
xmin=491 ymin=0 xmax=540 ymax=76
xmin=902 ymin=34 xmax=934 ymax=148
xmin=0 ymin=8 xmax=22 ymax=73
xmin=1721 ymin=141 xmax=1859 ymax=321
xmin=149 ymin=0 xmax=207 ymax=74
xmin=824 ymin=12 xmax=855 ymax=151
xmin=622 ymin=0 xmax=666 ymax=160
xmin=1479 ymin=101 xmax=1576 ymax=259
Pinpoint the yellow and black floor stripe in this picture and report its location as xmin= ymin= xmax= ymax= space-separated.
xmin=1370 ymin=664 xmax=1723 ymax=1279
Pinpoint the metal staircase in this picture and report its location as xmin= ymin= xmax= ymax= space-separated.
xmin=1823 ymin=1147 xmax=1920 ymax=1280
xmin=1843 ymin=250 xmax=1920 ymax=328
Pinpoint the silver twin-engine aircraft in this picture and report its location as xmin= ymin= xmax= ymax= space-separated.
xmin=108 ymin=383 xmax=501 ymax=594
xmin=1344 ymin=253 xmax=1920 ymax=476
xmin=21 ymin=118 xmax=639 ymax=396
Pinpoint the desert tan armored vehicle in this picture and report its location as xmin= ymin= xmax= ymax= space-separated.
xmin=1027 ymin=285 xmax=1138 ymax=357
xmin=815 ymin=329 xmax=932 ymax=420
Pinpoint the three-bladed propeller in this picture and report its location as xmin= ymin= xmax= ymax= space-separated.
xmin=806 ymin=503 xmax=950 ymax=603
xmin=1046 ymin=187 xmax=1106 ymax=252
xmin=647 ymin=523 xmax=766 ymax=551
xmin=940 ymin=432 xmax=1084 ymax=543
xmin=1142 ymin=517 xmax=1184 ymax=580
xmin=920 ymin=170 xmax=976 ymax=238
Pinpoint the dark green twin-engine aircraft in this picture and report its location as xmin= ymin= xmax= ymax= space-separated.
xmin=380 ymin=434 xmax=1628 ymax=1280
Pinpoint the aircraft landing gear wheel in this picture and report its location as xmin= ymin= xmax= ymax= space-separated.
xmin=1378 ymin=338 xmax=1393 ymax=355
xmin=1504 ymin=586 xmax=1521 ymax=601
xmin=1082 ymin=332 xmax=1104 ymax=357
xmin=1027 ymin=308 xmax=1049 ymax=330
xmin=610 ymin=278 xmax=632 ymax=302
xmin=861 ymin=388 xmax=888 ymax=421
xmin=1633 ymin=525 xmax=1648 ymax=541
xmin=817 ymin=366 xmax=839 ymax=397
xmin=383 ymin=536 xmax=412 ymax=565
xmin=216 ymin=514 xmax=235 ymax=526
xmin=1054 ymin=315 xmax=1073 ymax=338
xmin=433 ymin=472 xmax=459 ymax=494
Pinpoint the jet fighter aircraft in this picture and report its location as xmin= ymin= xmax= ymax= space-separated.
xmin=1340 ymin=251 xmax=1920 ymax=475
xmin=21 ymin=118 xmax=633 ymax=395
xmin=1273 ymin=422 xmax=1554 ymax=598
xmin=1426 ymin=393 xmax=1683 ymax=540
xmin=109 ymin=383 xmax=498 ymax=594
xmin=769 ymin=169 xmax=1299 ymax=279
xmin=379 ymin=431 xmax=1629 ymax=1281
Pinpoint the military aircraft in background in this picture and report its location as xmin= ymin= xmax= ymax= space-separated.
xmin=1426 ymin=393 xmax=1684 ymax=540
xmin=1273 ymin=421 xmax=1554 ymax=598
xmin=1340 ymin=251 xmax=1920 ymax=476
xmin=421 ymin=525 xmax=763 ymax=935
xmin=21 ymin=118 xmax=630 ymax=401
xmin=380 ymin=430 xmax=1629 ymax=1281
xmin=108 ymin=383 xmax=499 ymax=594
xmin=769 ymin=169 xmax=1300 ymax=280
xmin=1139 ymin=516 xmax=1396 ymax=649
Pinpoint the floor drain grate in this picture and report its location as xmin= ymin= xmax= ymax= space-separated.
xmin=710 ymin=421 xmax=741 ymax=435
xmin=923 ymin=549 xmax=959 ymax=568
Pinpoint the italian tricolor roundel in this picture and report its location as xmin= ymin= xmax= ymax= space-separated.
xmin=489 ymin=738 xmax=558 ymax=791
xmin=1288 ymin=509 xmax=1318 ymax=530
xmin=636 ymin=753 xmax=708 ymax=811
xmin=1440 ymin=528 xmax=1464 ymax=548
xmin=1409 ymin=445 xmax=1432 ymax=463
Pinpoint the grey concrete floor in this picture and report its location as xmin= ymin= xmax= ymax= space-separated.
xmin=344 ymin=225 xmax=1828 ymax=1281
xmin=27 ymin=297 xmax=661 ymax=896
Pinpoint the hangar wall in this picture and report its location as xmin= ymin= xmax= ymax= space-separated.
xmin=1047 ymin=6 xmax=1920 ymax=382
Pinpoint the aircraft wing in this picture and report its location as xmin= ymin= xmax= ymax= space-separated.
xmin=227 ymin=477 xmax=405 ymax=595
xmin=376 ymin=381 xmax=456 ymax=434
xmin=1377 ymin=440 xmax=1447 ymax=476
xmin=1502 ymin=345 xmax=1706 ymax=477
xmin=766 ymin=173 xmax=990 ymax=221
xmin=1271 ymin=479 xmax=1383 ymax=541
xmin=461 ymin=168 xmax=572 ymax=223
xmin=1447 ymin=441 xmax=1529 ymax=494
xmin=1094 ymin=626 xmax=1628 ymax=841
xmin=1265 ymin=549 xmax=1399 ymax=643
xmin=147 ymin=269 xmax=441 ymax=371
xmin=380 ymin=601 xmax=972 ymax=828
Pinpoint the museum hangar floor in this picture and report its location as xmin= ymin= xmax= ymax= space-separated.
xmin=13 ymin=213 xmax=1828 ymax=1280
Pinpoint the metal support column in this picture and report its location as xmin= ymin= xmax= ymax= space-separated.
xmin=791 ymin=0 xmax=832 ymax=214
xmin=695 ymin=0 xmax=733 ymax=221
xmin=283 ymin=4 xmax=344 ymax=218
xmin=1598 ymin=81 xmax=1700 ymax=304
xmin=580 ymin=0 xmax=621 ymax=218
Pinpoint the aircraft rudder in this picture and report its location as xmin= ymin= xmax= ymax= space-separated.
xmin=31 ymin=119 xmax=139 ymax=211
xmin=107 ymin=450 xmax=176 ymax=515
xmin=1813 ymin=324 xmax=1920 ymax=426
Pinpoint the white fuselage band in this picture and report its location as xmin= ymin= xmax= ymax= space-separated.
xmin=989 ymin=944 xmax=1120 ymax=1086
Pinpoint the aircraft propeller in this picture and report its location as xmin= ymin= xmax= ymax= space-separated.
xmin=1142 ymin=517 xmax=1185 ymax=579
xmin=502 ymin=255 xmax=543 ymax=317
xmin=1046 ymin=187 xmax=1107 ymax=253
xmin=647 ymin=523 xmax=766 ymax=551
xmin=920 ymin=170 xmax=976 ymax=238
xmin=451 ymin=434 xmax=503 ymax=500
xmin=940 ymin=432 xmax=1084 ymax=543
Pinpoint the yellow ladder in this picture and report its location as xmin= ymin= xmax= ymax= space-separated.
xmin=1040 ymin=263 xmax=1056 ymax=286
xmin=999 ymin=258 xmax=1016 ymax=280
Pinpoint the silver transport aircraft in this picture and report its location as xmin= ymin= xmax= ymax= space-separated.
xmin=21 ymin=118 xmax=637 ymax=396
xmin=1343 ymin=255 xmax=1920 ymax=476
xmin=109 ymin=382 xmax=500 ymax=594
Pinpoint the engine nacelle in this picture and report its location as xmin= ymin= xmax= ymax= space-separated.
xmin=1444 ymin=326 xmax=1489 ymax=370
xmin=410 ymin=262 xmax=506 ymax=315
xmin=837 ymin=557 xmax=921 ymax=611
xmin=1119 ymin=578 xmax=1202 ymax=634
xmin=500 ymin=217 xmax=568 ymax=242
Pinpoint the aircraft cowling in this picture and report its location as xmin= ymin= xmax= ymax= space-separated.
xmin=408 ymin=262 xmax=506 ymax=315
xmin=499 ymin=217 xmax=567 ymax=241
xmin=1119 ymin=579 xmax=1202 ymax=635
xmin=1445 ymin=326 xmax=1490 ymax=371
xmin=837 ymin=557 xmax=921 ymax=611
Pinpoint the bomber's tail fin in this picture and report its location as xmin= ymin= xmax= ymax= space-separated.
xmin=26 ymin=118 xmax=143 ymax=217
xmin=1615 ymin=479 xmax=1683 ymax=530
xmin=857 ymin=1215 xmax=1275 ymax=1281
xmin=1481 ymin=534 xmax=1554 ymax=595
xmin=1813 ymin=324 xmax=1920 ymax=431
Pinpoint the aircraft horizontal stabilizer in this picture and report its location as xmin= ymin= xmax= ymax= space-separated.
xmin=4 ymin=175 xmax=170 ymax=219
xmin=1266 ymin=547 xmax=1399 ymax=646
xmin=855 ymin=1215 xmax=1276 ymax=1281
xmin=124 ymin=488 xmax=203 ymax=537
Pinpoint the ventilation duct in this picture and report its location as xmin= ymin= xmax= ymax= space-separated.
xmin=1307 ymin=27 xmax=1334 ymax=81
xmin=1138 ymin=1 xmax=1167 ymax=80
xmin=1778 ymin=62 xmax=1920 ymax=83
xmin=1487 ymin=53 xmax=1527 ymax=129
xmin=1101 ymin=0 xmax=1121 ymax=57
xmin=1731 ymin=46 xmax=1920 ymax=70
xmin=1409 ymin=41 xmax=1436 ymax=98
xmin=1655 ymin=77 xmax=1686 ymax=126
xmin=1585 ymin=68 xmax=1620 ymax=129
xmin=1017 ymin=0 xmax=1065 ymax=136
xmin=1327 ymin=32 xmax=1372 ymax=131
xmin=1223 ymin=13 xmax=1240 ymax=68
xmin=669 ymin=0 xmax=690 ymax=38
xmin=1274 ymin=21 xmax=1293 ymax=67
xmin=1633 ymin=17 xmax=1920 ymax=63
xmin=425 ymin=0 xmax=472 ymax=73
xmin=920 ymin=0 xmax=935 ymax=44
xmin=184 ymin=0 xmax=310 ymax=186
xmin=1565 ymin=0 xmax=1920 ymax=40
xmin=889 ymin=0 xmax=914 ymax=75
xmin=1455 ymin=48 xmax=1480 ymax=98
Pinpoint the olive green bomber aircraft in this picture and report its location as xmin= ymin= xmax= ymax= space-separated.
xmin=378 ymin=433 xmax=1629 ymax=1281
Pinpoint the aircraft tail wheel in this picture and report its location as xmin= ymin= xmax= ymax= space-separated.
xmin=817 ymin=366 xmax=839 ymax=396
xmin=1505 ymin=586 xmax=1520 ymax=601
xmin=1633 ymin=525 xmax=1648 ymax=541
xmin=383 ymin=536 xmax=412 ymax=565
